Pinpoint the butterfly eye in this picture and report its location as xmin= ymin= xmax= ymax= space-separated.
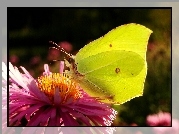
xmin=67 ymin=57 xmax=75 ymax=64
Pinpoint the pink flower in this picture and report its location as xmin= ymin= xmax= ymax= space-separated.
xmin=7 ymin=61 xmax=117 ymax=127
xmin=146 ymin=112 xmax=171 ymax=126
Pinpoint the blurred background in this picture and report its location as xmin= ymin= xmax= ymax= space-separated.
xmin=8 ymin=8 xmax=171 ymax=126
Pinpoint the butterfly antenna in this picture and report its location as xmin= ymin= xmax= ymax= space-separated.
xmin=49 ymin=41 xmax=73 ymax=58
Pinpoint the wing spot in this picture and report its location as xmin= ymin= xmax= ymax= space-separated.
xmin=115 ymin=68 xmax=120 ymax=74
xmin=109 ymin=44 xmax=112 ymax=47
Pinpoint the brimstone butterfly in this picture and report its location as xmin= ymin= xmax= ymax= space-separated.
xmin=63 ymin=23 xmax=152 ymax=104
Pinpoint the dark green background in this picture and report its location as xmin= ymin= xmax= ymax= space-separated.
xmin=8 ymin=8 xmax=171 ymax=126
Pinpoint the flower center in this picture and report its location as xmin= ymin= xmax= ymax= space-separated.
xmin=37 ymin=73 xmax=82 ymax=104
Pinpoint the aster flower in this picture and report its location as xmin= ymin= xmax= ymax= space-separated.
xmin=7 ymin=61 xmax=117 ymax=127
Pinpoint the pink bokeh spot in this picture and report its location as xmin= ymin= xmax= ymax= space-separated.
xmin=58 ymin=41 xmax=73 ymax=52
xmin=146 ymin=112 xmax=171 ymax=126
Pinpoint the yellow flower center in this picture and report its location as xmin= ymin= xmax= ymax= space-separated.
xmin=37 ymin=73 xmax=82 ymax=104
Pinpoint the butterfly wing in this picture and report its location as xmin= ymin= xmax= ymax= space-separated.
xmin=76 ymin=50 xmax=146 ymax=104
xmin=70 ymin=23 xmax=152 ymax=104
xmin=75 ymin=23 xmax=152 ymax=64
